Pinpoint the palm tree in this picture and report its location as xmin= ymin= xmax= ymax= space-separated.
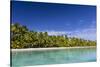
xmin=11 ymin=23 xmax=96 ymax=48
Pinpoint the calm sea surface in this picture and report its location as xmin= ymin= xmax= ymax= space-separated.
xmin=11 ymin=47 xmax=96 ymax=67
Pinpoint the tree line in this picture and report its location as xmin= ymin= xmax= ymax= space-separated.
xmin=11 ymin=23 xmax=96 ymax=49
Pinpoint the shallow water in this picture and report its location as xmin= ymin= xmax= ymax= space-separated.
xmin=11 ymin=48 xmax=96 ymax=67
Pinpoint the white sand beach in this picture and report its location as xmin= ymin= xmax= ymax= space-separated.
xmin=11 ymin=46 xmax=96 ymax=52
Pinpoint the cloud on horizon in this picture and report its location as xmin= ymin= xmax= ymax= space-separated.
xmin=42 ymin=28 xmax=96 ymax=41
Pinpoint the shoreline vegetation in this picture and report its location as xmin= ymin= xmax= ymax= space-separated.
xmin=11 ymin=23 xmax=96 ymax=49
xmin=11 ymin=46 xmax=96 ymax=52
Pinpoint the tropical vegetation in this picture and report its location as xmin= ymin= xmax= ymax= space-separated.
xmin=11 ymin=23 xmax=96 ymax=49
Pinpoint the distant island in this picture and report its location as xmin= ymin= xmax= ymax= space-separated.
xmin=11 ymin=23 xmax=96 ymax=49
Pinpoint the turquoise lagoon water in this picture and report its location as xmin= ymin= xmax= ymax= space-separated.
xmin=11 ymin=48 xmax=96 ymax=67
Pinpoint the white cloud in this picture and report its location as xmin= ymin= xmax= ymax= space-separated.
xmin=39 ymin=20 xmax=96 ymax=41
xmin=69 ymin=28 xmax=96 ymax=40
xmin=43 ymin=28 xmax=96 ymax=41
xmin=47 ymin=31 xmax=67 ymax=35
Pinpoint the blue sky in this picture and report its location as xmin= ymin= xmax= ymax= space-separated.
xmin=11 ymin=1 xmax=96 ymax=40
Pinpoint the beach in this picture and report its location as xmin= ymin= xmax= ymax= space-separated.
xmin=11 ymin=46 xmax=96 ymax=52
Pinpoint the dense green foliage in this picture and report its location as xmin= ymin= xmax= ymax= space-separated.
xmin=11 ymin=23 xmax=96 ymax=49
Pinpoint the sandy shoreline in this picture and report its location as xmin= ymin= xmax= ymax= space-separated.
xmin=11 ymin=46 xmax=96 ymax=52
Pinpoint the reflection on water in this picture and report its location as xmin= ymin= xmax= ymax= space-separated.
xmin=11 ymin=48 xmax=96 ymax=67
